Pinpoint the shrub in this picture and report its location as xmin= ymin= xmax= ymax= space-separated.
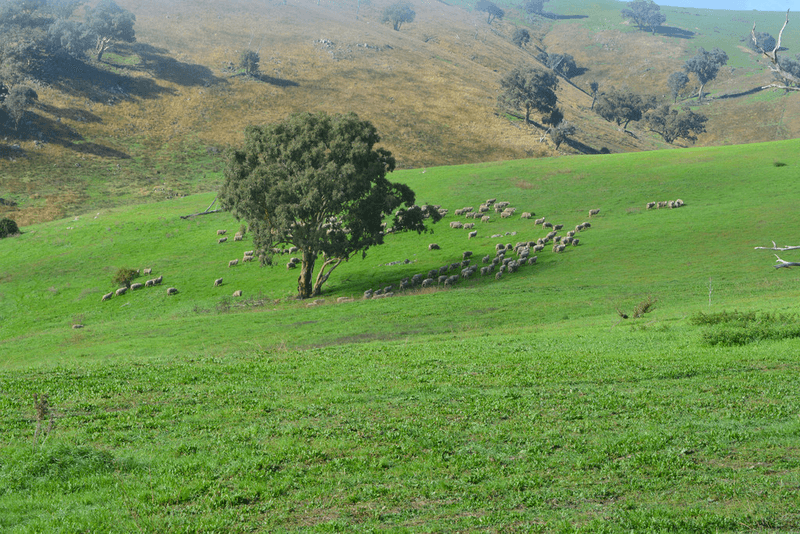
xmin=112 ymin=267 xmax=139 ymax=288
xmin=691 ymin=310 xmax=800 ymax=346
xmin=0 ymin=217 xmax=20 ymax=238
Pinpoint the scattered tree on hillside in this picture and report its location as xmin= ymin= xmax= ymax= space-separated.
xmin=218 ymin=111 xmax=442 ymax=299
xmin=537 ymin=51 xmax=579 ymax=79
xmin=0 ymin=217 xmax=20 ymax=238
xmin=621 ymin=0 xmax=666 ymax=34
xmin=645 ymin=104 xmax=707 ymax=144
xmin=47 ymin=19 xmax=93 ymax=58
xmin=85 ymin=0 xmax=136 ymax=62
xmin=748 ymin=31 xmax=776 ymax=54
xmin=498 ymin=67 xmax=559 ymax=126
xmin=751 ymin=11 xmax=800 ymax=91
xmin=667 ymin=71 xmax=689 ymax=103
xmin=381 ymin=1 xmax=415 ymax=31
xmin=594 ymin=88 xmax=655 ymax=130
xmin=683 ymin=47 xmax=728 ymax=100
xmin=476 ymin=0 xmax=504 ymax=24
xmin=239 ymin=49 xmax=260 ymax=76
xmin=512 ymin=28 xmax=531 ymax=48
xmin=549 ymin=120 xmax=576 ymax=149
xmin=4 ymin=85 xmax=37 ymax=129
xmin=589 ymin=81 xmax=599 ymax=110
xmin=524 ymin=0 xmax=550 ymax=15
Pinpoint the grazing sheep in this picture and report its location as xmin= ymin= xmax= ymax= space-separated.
xmin=463 ymin=222 xmax=475 ymax=229
xmin=521 ymin=212 xmax=532 ymax=219
xmin=461 ymin=260 xmax=471 ymax=269
xmin=481 ymin=215 xmax=490 ymax=223
xmin=527 ymin=256 xmax=537 ymax=265
xmin=468 ymin=230 xmax=478 ymax=239
xmin=658 ymin=201 xmax=668 ymax=208
xmin=115 ymin=287 xmax=127 ymax=296
xmin=233 ymin=290 xmax=243 ymax=297
xmin=583 ymin=222 xmax=592 ymax=229
xmin=288 ymin=246 xmax=299 ymax=254
xmin=589 ymin=208 xmax=601 ymax=217
xmin=214 ymin=278 xmax=223 ymax=287
xmin=217 ymin=230 xmax=226 ymax=235
xmin=242 ymin=255 xmax=253 ymax=262
xmin=495 ymin=272 xmax=503 ymax=280
xmin=479 ymin=205 xmax=490 ymax=213
xmin=427 ymin=269 xmax=438 ymax=279
xmin=363 ymin=289 xmax=373 ymax=299
xmin=646 ymin=201 xmax=656 ymax=210
xmin=500 ymin=211 xmax=512 ymax=219
xmin=244 ymin=250 xmax=254 ymax=256
xmin=154 ymin=275 xmax=163 ymax=285
xmin=572 ymin=238 xmax=580 ymax=246
xmin=449 ymin=221 xmax=463 ymax=229
xmin=421 ymin=278 xmax=434 ymax=287
xmin=286 ymin=261 xmax=296 ymax=269
xmin=444 ymin=275 xmax=458 ymax=286
xmin=534 ymin=217 xmax=545 ymax=225
xmin=675 ymin=199 xmax=684 ymax=207
xmin=218 ymin=237 xmax=227 ymax=244
xmin=439 ymin=265 xmax=449 ymax=276
xmin=167 ymin=287 xmax=178 ymax=295
xmin=554 ymin=224 xmax=564 ymax=231
xmin=553 ymin=244 xmax=566 ymax=253
xmin=533 ymin=244 xmax=544 ymax=252
xmin=143 ymin=268 xmax=152 ymax=275
xmin=566 ymin=230 xmax=575 ymax=238
xmin=101 ymin=292 xmax=113 ymax=301
xmin=234 ymin=234 xmax=243 ymax=241
xmin=546 ymin=231 xmax=557 ymax=240
xmin=455 ymin=208 xmax=465 ymax=216
xmin=462 ymin=250 xmax=473 ymax=260
xmin=543 ymin=222 xmax=553 ymax=230
xmin=482 ymin=254 xmax=491 ymax=264
xmin=145 ymin=279 xmax=154 ymax=287
xmin=486 ymin=198 xmax=497 ymax=205
xmin=438 ymin=275 xmax=448 ymax=284
xmin=575 ymin=224 xmax=584 ymax=232
xmin=428 ymin=243 xmax=441 ymax=250
xmin=131 ymin=283 xmax=144 ymax=290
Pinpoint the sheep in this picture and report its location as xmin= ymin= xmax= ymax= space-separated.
xmin=543 ymin=222 xmax=553 ymax=230
xmin=553 ymin=244 xmax=566 ymax=253
xmin=496 ymin=201 xmax=510 ymax=209
xmin=646 ymin=201 xmax=656 ymax=210
xmin=155 ymin=275 xmax=164 ymax=284
xmin=533 ymin=244 xmax=545 ymax=252
xmin=242 ymin=255 xmax=253 ymax=262
xmin=589 ymin=208 xmax=601 ymax=217
xmin=286 ymin=261 xmax=296 ymax=269
xmin=450 ymin=262 xmax=461 ymax=271
xmin=428 ymin=243 xmax=441 ymax=250
xmin=218 ymin=237 xmax=227 ymax=244
xmin=234 ymin=234 xmax=243 ymax=241
xmin=214 ymin=278 xmax=223 ymax=287
xmin=495 ymin=272 xmax=503 ymax=280
xmin=428 ymin=269 xmax=439 ymax=279
xmin=486 ymin=198 xmax=497 ymax=205
xmin=455 ymin=208 xmax=465 ymax=216
xmin=482 ymin=254 xmax=491 ymax=264
xmin=554 ymin=224 xmax=564 ymax=231
xmin=115 ymin=287 xmax=127 ymax=296
xmin=438 ymin=275 xmax=448 ymax=284
xmin=233 ymin=290 xmax=243 ymax=297
xmin=400 ymin=280 xmax=410 ymax=290
xmin=227 ymin=259 xmax=238 ymax=268
xmin=675 ymin=199 xmax=684 ymax=207
xmin=449 ymin=221 xmax=463 ymax=229
xmin=101 ymin=292 xmax=113 ymax=301
xmin=572 ymin=238 xmax=580 ymax=246
xmin=463 ymin=222 xmax=475 ymax=229
xmin=130 ymin=283 xmax=144 ymax=290
xmin=527 ymin=256 xmax=537 ymax=265
xmin=479 ymin=205 xmax=490 ymax=213
xmin=583 ymin=222 xmax=592 ymax=229
xmin=657 ymin=201 xmax=668 ymax=208
xmin=288 ymin=246 xmax=299 ymax=254
xmin=411 ymin=274 xmax=424 ymax=286
xmin=468 ymin=230 xmax=478 ymax=239
xmin=444 ymin=275 xmax=458 ymax=286
xmin=575 ymin=224 xmax=584 ymax=232
xmin=167 ymin=287 xmax=178 ymax=295
xmin=521 ymin=212 xmax=532 ymax=219
xmin=566 ymin=230 xmax=576 ymax=238
xmin=481 ymin=215 xmax=490 ymax=223
xmin=244 ymin=250 xmax=254 ymax=256
xmin=363 ymin=289 xmax=373 ymax=299
xmin=546 ymin=231 xmax=558 ymax=240
xmin=439 ymin=265 xmax=449 ymax=276
xmin=143 ymin=268 xmax=152 ymax=275
xmin=421 ymin=278 xmax=434 ymax=287
xmin=534 ymin=217 xmax=546 ymax=225
xmin=217 ymin=229 xmax=227 ymax=235
xmin=500 ymin=211 xmax=512 ymax=219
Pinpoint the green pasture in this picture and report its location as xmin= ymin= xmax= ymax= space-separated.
xmin=2 ymin=139 xmax=800 ymax=530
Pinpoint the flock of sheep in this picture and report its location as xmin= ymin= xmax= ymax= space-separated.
xmin=362 ymin=198 xmax=599 ymax=299
xmin=646 ymin=199 xmax=684 ymax=210
xmin=100 ymin=269 xmax=173 ymax=302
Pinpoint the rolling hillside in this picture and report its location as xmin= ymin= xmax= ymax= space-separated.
xmin=2 ymin=0 xmax=800 ymax=227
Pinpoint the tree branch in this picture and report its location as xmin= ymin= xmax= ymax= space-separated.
xmin=754 ymin=241 xmax=800 ymax=251
xmin=773 ymin=254 xmax=800 ymax=269
xmin=751 ymin=11 xmax=800 ymax=87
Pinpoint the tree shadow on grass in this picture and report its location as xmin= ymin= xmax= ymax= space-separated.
xmin=654 ymin=26 xmax=695 ymax=39
xmin=229 ymin=71 xmax=299 ymax=88
xmin=120 ymin=43 xmax=226 ymax=88
xmin=541 ymin=13 xmax=588 ymax=20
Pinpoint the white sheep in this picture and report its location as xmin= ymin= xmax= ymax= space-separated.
xmin=101 ymin=292 xmax=113 ymax=301
xmin=218 ymin=237 xmax=227 ymax=244
xmin=115 ymin=287 xmax=127 ymax=296
xmin=167 ymin=287 xmax=178 ymax=295
xmin=233 ymin=290 xmax=243 ymax=297
xmin=214 ymin=278 xmax=223 ymax=287
xmin=229 ymin=259 xmax=239 ymax=267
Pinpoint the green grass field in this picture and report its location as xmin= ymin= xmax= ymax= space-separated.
xmin=2 ymin=139 xmax=800 ymax=531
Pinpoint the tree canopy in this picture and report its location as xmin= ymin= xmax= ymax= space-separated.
xmin=239 ymin=49 xmax=260 ymax=76
xmin=4 ymin=85 xmax=37 ymax=128
xmin=645 ymin=104 xmax=707 ymax=144
xmin=667 ymin=71 xmax=689 ymax=103
xmin=85 ymin=0 xmax=136 ymax=62
xmin=498 ymin=67 xmax=558 ymax=126
xmin=683 ymin=47 xmax=728 ymax=99
xmin=381 ymin=1 xmax=415 ymax=31
xmin=512 ymin=28 xmax=530 ymax=48
xmin=594 ymin=88 xmax=655 ymax=130
xmin=537 ymin=51 xmax=579 ymax=79
xmin=475 ymin=0 xmax=504 ymax=24
xmin=218 ymin=112 xmax=441 ymax=299
xmin=524 ymin=0 xmax=550 ymax=15
xmin=621 ymin=0 xmax=666 ymax=34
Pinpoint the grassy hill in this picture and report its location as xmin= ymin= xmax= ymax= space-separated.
xmin=3 ymin=0 xmax=800 ymax=227
xmin=2 ymin=139 xmax=800 ymax=530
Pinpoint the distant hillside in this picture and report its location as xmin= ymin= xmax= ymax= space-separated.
xmin=1 ymin=0 xmax=799 ymax=225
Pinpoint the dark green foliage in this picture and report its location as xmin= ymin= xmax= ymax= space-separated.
xmin=684 ymin=47 xmax=728 ymax=99
xmin=621 ymin=0 xmax=666 ymax=34
xmin=776 ymin=55 xmax=800 ymax=86
xmin=511 ymin=28 xmax=530 ymax=48
xmin=85 ymin=0 xmax=136 ymax=62
xmin=537 ymin=51 xmax=579 ymax=79
xmin=498 ymin=67 xmax=558 ymax=126
xmin=4 ymin=85 xmax=38 ymax=129
xmin=645 ymin=104 xmax=707 ymax=144
xmin=381 ymin=1 xmax=415 ymax=31
xmin=749 ymin=31 xmax=776 ymax=53
xmin=112 ymin=267 xmax=139 ymax=288
xmin=594 ymin=88 xmax=655 ymax=130
xmin=47 ymin=18 xmax=92 ymax=58
xmin=667 ymin=71 xmax=690 ymax=103
xmin=475 ymin=0 xmax=504 ymax=24
xmin=219 ymin=111 xmax=441 ymax=299
xmin=0 ymin=217 xmax=20 ymax=237
xmin=238 ymin=49 xmax=260 ymax=76
xmin=524 ymin=0 xmax=549 ymax=15
xmin=691 ymin=310 xmax=800 ymax=346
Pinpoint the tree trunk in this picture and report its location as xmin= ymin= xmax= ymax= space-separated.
xmin=697 ymin=83 xmax=705 ymax=100
xmin=591 ymin=93 xmax=597 ymax=110
xmin=298 ymin=249 xmax=316 ymax=299
xmin=524 ymin=106 xmax=531 ymax=125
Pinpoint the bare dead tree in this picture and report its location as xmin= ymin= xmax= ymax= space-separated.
xmin=755 ymin=241 xmax=800 ymax=268
xmin=751 ymin=10 xmax=800 ymax=91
